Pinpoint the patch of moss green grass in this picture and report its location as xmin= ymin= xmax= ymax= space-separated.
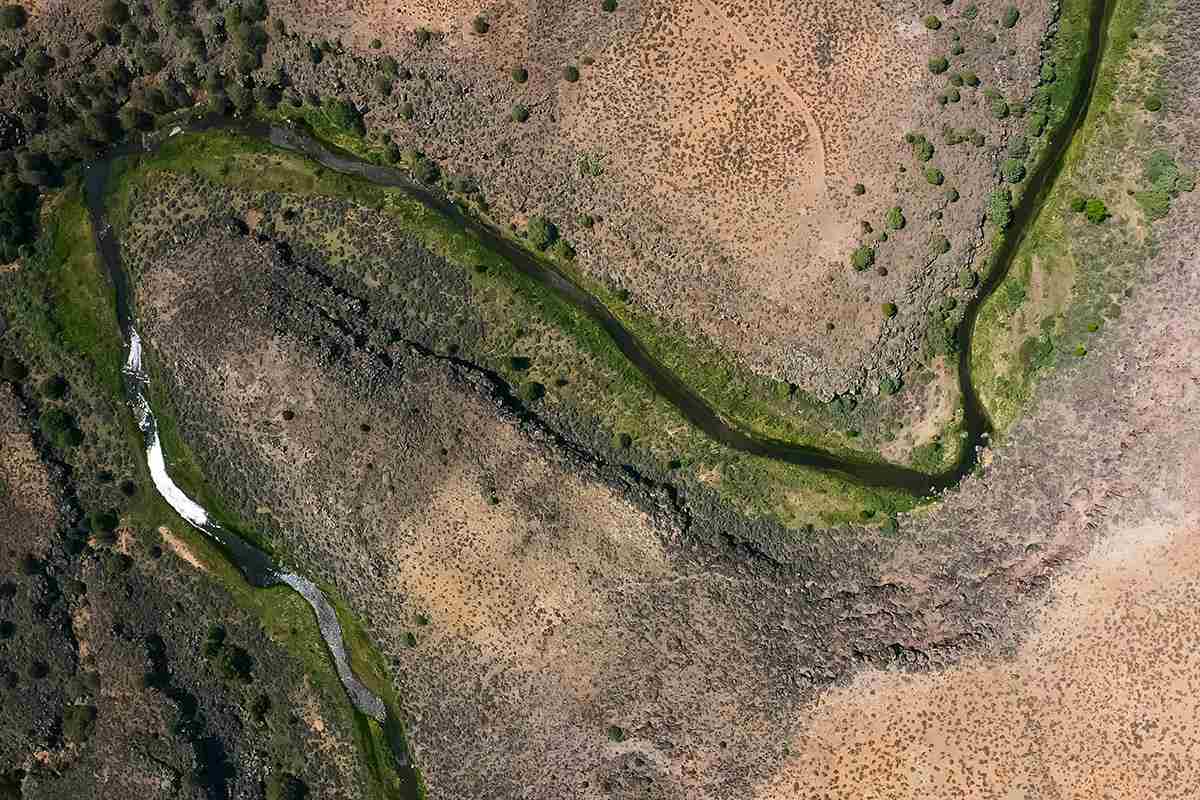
xmin=973 ymin=0 xmax=1152 ymax=434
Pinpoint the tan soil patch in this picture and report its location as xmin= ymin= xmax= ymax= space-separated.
xmin=881 ymin=356 xmax=960 ymax=461
xmin=159 ymin=526 xmax=207 ymax=572
xmin=756 ymin=503 xmax=1200 ymax=799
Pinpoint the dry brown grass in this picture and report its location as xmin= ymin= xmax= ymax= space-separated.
xmin=756 ymin=505 xmax=1200 ymax=799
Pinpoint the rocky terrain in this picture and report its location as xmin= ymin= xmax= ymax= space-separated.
xmin=1 ymin=0 xmax=1198 ymax=796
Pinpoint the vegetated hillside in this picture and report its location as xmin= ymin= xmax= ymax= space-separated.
xmin=1 ymin=0 xmax=1062 ymax=456
xmin=269 ymin=0 xmax=1055 ymax=400
xmin=0 ymin=390 xmax=375 ymax=798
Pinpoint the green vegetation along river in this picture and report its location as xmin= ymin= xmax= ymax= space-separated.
xmin=61 ymin=0 xmax=1112 ymax=795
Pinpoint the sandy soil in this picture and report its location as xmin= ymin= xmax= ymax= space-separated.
xmin=759 ymin=498 xmax=1200 ymax=799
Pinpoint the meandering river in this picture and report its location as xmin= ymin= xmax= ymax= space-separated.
xmin=78 ymin=0 xmax=1111 ymax=791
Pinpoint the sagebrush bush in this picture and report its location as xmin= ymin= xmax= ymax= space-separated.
xmin=928 ymin=57 xmax=949 ymax=74
xmin=511 ymin=66 xmax=528 ymax=83
xmin=923 ymin=15 xmax=941 ymax=29
xmin=527 ymin=216 xmax=559 ymax=249
xmin=987 ymin=188 xmax=1012 ymax=229
xmin=1001 ymin=6 xmax=1020 ymax=27
xmin=1007 ymin=134 xmax=1030 ymax=159
xmin=850 ymin=245 xmax=875 ymax=270
xmin=1002 ymin=158 xmax=1026 ymax=183
xmin=511 ymin=103 xmax=529 ymax=122
xmin=886 ymin=206 xmax=905 ymax=230
xmin=1084 ymin=198 xmax=1108 ymax=224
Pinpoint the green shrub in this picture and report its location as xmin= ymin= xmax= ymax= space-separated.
xmin=554 ymin=238 xmax=576 ymax=260
xmin=945 ymin=186 xmax=960 ymax=203
xmin=40 ymin=408 xmax=83 ymax=449
xmin=607 ymin=725 xmax=626 ymax=741
xmin=987 ymin=188 xmax=1012 ymax=229
xmin=880 ymin=376 xmax=901 ymax=395
xmin=0 ymin=4 xmax=27 ymax=29
xmin=1 ymin=355 xmax=28 ymax=383
xmin=527 ymin=216 xmax=559 ymax=250
xmin=370 ymin=37 xmax=382 ymax=49
xmin=88 ymin=511 xmax=119 ymax=534
xmin=930 ymin=234 xmax=951 ymax=255
xmin=925 ymin=167 xmax=944 ymax=185
xmin=511 ymin=103 xmax=529 ymax=122
xmin=991 ymin=99 xmax=1010 ymax=119
xmin=63 ymin=705 xmax=98 ymax=743
xmin=1084 ymin=198 xmax=1108 ymax=224
xmin=885 ymin=206 xmax=905 ymax=230
xmin=928 ymin=57 xmax=949 ymax=74
xmin=379 ymin=55 xmax=398 ymax=76
xmin=852 ymin=182 xmax=865 ymax=195
xmin=881 ymin=302 xmax=898 ymax=318
xmin=602 ymin=0 xmax=618 ymax=11
xmin=324 ymin=98 xmax=365 ymax=136
xmin=923 ymin=15 xmax=941 ymax=29
xmin=471 ymin=15 xmax=489 ymax=34
xmin=41 ymin=375 xmax=68 ymax=399
xmin=1007 ymin=134 xmax=1030 ymax=159
xmin=414 ymin=26 xmax=431 ymax=46
xmin=959 ymin=269 xmax=978 ymax=289
xmin=520 ymin=381 xmax=545 ymax=402
xmin=1144 ymin=150 xmax=1185 ymax=194
xmin=1001 ymin=6 xmax=1020 ymax=27
xmin=1002 ymin=158 xmax=1026 ymax=183
xmin=562 ymin=65 xmax=580 ymax=82
xmin=511 ymin=65 xmax=528 ymax=83
xmin=950 ymin=42 xmax=965 ymax=55
xmin=265 ymin=772 xmax=310 ymax=800
xmin=850 ymin=245 xmax=875 ymax=270
xmin=407 ymin=151 xmax=439 ymax=183
xmin=1069 ymin=195 xmax=1087 ymax=212
xmin=962 ymin=71 xmax=979 ymax=87
xmin=1040 ymin=62 xmax=1056 ymax=83
xmin=946 ymin=87 xmax=961 ymax=103
xmin=1135 ymin=189 xmax=1170 ymax=220
xmin=219 ymin=644 xmax=254 ymax=682
xmin=963 ymin=4 xmax=978 ymax=19
xmin=913 ymin=138 xmax=934 ymax=162
xmin=1144 ymin=94 xmax=1162 ymax=112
